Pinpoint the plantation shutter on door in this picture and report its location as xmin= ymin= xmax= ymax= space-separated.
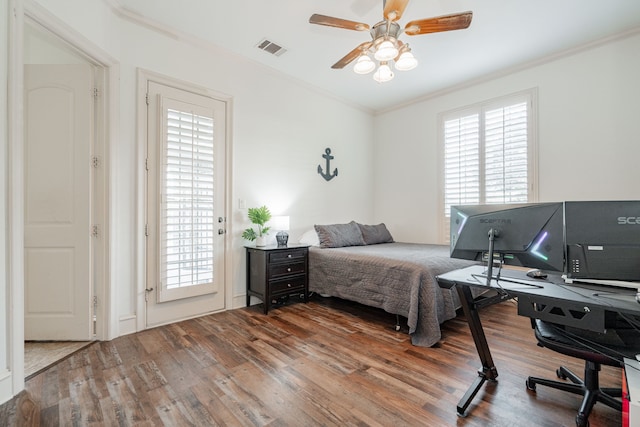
xmin=159 ymin=97 xmax=216 ymax=302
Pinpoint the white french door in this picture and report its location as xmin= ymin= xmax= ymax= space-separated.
xmin=145 ymin=80 xmax=227 ymax=328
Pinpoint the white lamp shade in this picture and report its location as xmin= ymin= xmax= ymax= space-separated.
xmin=394 ymin=51 xmax=418 ymax=71
xmin=353 ymin=55 xmax=375 ymax=74
xmin=270 ymin=215 xmax=290 ymax=231
xmin=374 ymin=40 xmax=399 ymax=61
xmin=373 ymin=63 xmax=394 ymax=83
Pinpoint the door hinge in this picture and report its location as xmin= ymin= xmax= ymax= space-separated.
xmin=93 ymin=87 xmax=99 ymax=99
xmin=145 ymin=224 xmax=149 ymax=237
xmin=92 ymin=295 xmax=98 ymax=336
xmin=92 ymin=225 xmax=99 ymax=238
xmin=92 ymin=156 xmax=100 ymax=168
xmin=145 ymin=158 xmax=149 ymax=171
xmin=145 ymin=93 xmax=150 ymax=105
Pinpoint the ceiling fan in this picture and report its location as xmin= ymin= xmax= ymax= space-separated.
xmin=309 ymin=0 xmax=472 ymax=82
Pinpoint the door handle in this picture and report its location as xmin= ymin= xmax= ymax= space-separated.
xmin=218 ymin=229 xmax=226 ymax=235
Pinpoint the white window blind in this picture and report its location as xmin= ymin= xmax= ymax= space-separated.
xmin=161 ymin=107 xmax=215 ymax=290
xmin=440 ymin=91 xmax=536 ymax=242
xmin=443 ymin=113 xmax=480 ymax=213
xmin=484 ymin=103 xmax=529 ymax=203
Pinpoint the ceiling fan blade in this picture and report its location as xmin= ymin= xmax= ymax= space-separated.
xmin=404 ymin=11 xmax=473 ymax=36
xmin=309 ymin=14 xmax=370 ymax=31
xmin=383 ymin=0 xmax=410 ymax=21
xmin=331 ymin=42 xmax=373 ymax=69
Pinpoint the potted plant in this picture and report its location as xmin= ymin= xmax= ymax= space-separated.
xmin=242 ymin=205 xmax=272 ymax=246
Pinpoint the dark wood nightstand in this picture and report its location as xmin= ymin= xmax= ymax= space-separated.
xmin=245 ymin=244 xmax=310 ymax=314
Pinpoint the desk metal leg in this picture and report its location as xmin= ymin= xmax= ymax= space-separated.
xmin=455 ymin=285 xmax=499 ymax=416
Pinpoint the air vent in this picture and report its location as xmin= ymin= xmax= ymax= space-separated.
xmin=256 ymin=39 xmax=287 ymax=57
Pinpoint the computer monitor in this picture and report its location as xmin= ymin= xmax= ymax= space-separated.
xmin=565 ymin=200 xmax=640 ymax=282
xmin=450 ymin=203 xmax=565 ymax=283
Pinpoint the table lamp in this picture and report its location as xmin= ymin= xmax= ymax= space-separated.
xmin=271 ymin=216 xmax=290 ymax=247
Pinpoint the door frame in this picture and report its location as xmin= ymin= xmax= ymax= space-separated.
xmin=135 ymin=69 xmax=234 ymax=331
xmin=8 ymin=0 xmax=117 ymax=394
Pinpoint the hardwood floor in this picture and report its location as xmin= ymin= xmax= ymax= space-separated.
xmin=0 ymin=295 xmax=621 ymax=426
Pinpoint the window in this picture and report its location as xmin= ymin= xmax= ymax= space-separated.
xmin=440 ymin=90 xmax=537 ymax=242
xmin=161 ymin=105 xmax=215 ymax=290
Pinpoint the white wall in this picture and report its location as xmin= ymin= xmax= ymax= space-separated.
xmin=28 ymin=0 xmax=118 ymax=55
xmin=373 ymin=31 xmax=640 ymax=244
xmin=0 ymin=0 xmax=10 ymax=405
xmin=31 ymin=0 xmax=374 ymax=334
xmin=23 ymin=20 xmax=88 ymax=64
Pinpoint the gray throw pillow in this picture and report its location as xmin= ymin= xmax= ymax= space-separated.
xmin=357 ymin=222 xmax=394 ymax=245
xmin=314 ymin=221 xmax=365 ymax=248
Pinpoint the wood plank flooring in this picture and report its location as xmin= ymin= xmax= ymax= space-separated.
xmin=0 ymin=295 xmax=622 ymax=426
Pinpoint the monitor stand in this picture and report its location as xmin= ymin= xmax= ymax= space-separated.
xmin=480 ymin=230 xmax=544 ymax=289
xmin=485 ymin=228 xmax=499 ymax=287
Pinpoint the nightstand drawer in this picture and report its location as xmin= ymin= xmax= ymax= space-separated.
xmin=269 ymin=261 xmax=306 ymax=278
xmin=269 ymin=248 xmax=307 ymax=263
xmin=270 ymin=276 xmax=306 ymax=294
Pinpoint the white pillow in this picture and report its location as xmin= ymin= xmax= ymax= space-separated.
xmin=299 ymin=229 xmax=320 ymax=246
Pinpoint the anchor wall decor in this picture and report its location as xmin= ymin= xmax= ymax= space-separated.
xmin=318 ymin=148 xmax=338 ymax=181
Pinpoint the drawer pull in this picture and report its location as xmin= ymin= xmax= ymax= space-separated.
xmin=287 ymin=254 xmax=292 ymax=258
xmin=287 ymin=283 xmax=292 ymax=287
xmin=287 ymin=268 xmax=292 ymax=272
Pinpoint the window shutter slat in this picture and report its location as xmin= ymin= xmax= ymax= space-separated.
xmin=161 ymin=108 xmax=215 ymax=290
xmin=483 ymin=101 xmax=529 ymax=205
xmin=443 ymin=113 xmax=481 ymax=222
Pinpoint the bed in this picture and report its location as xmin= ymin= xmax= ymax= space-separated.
xmin=305 ymin=222 xmax=479 ymax=347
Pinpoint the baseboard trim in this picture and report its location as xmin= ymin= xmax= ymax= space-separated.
xmin=0 ymin=369 xmax=13 ymax=405
xmin=118 ymin=315 xmax=137 ymax=337
xmin=232 ymin=294 xmax=247 ymax=309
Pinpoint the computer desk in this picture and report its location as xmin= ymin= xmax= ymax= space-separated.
xmin=436 ymin=264 xmax=640 ymax=417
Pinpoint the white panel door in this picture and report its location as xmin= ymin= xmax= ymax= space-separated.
xmin=24 ymin=64 xmax=93 ymax=341
xmin=145 ymin=81 xmax=226 ymax=328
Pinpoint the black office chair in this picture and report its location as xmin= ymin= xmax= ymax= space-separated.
xmin=526 ymin=318 xmax=640 ymax=427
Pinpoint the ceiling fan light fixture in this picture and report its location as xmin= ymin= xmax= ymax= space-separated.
xmin=310 ymin=5 xmax=474 ymax=83
xmin=373 ymin=62 xmax=394 ymax=83
xmin=353 ymin=54 xmax=375 ymax=74
xmin=395 ymin=51 xmax=418 ymax=71
xmin=374 ymin=39 xmax=399 ymax=62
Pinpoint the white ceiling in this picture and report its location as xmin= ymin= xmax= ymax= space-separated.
xmin=112 ymin=0 xmax=640 ymax=112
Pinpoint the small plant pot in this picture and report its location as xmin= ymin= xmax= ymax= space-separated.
xmin=255 ymin=236 xmax=267 ymax=247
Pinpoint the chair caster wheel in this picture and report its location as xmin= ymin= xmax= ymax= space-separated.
xmin=525 ymin=378 xmax=536 ymax=391
xmin=575 ymin=413 xmax=589 ymax=427
xmin=395 ymin=325 xmax=400 ymax=331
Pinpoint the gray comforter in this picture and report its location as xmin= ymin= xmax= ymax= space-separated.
xmin=308 ymin=242 xmax=479 ymax=347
